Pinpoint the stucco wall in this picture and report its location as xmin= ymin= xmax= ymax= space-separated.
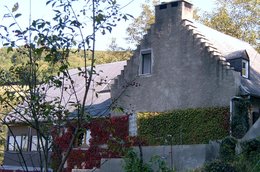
xmin=111 ymin=2 xmax=239 ymax=113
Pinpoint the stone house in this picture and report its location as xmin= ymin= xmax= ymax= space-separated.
xmin=111 ymin=0 xmax=260 ymax=132
xmin=2 ymin=0 xmax=260 ymax=171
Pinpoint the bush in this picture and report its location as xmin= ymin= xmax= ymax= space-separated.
xmin=234 ymin=138 xmax=260 ymax=172
xmin=231 ymin=100 xmax=249 ymax=138
xmin=241 ymin=138 xmax=260 ymax=161
xmin=203 ymin=160 xmax=237 ymax=172
xmin=219 ymin=136 xmax=237 ymax=162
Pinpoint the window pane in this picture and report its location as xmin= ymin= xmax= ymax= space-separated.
xmin=142 ymin=53 xmax=151 ymax=74
xmin=39 ymin=137 xmax=46 ymax=151
xmin=8 ymin=136 xmax=15 ymax=151
xmin=31 ymin=136 xmax=38 ymax=151
xmin=242 ymin=60 xmax=248 ymax=78
xmin=15 ymin=136 xmax=21 ymax=151
xmin=86 ymin=130 xmax=91 ymax=145
xmin=22 ymin=135 xmax=28 ymax=151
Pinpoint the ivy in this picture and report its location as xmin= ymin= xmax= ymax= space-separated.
xmin=137 ymin=107 xmax=230 ymax=145
xmin=231 ymin=99 xmax=250 ymax=138
xmin=51 ymin=115 xmax=144 ymax=171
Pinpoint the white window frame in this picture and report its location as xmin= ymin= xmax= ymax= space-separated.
xmin=139 ymin=49 xmax=153 ymax=75
xmin=242 ymin=59 xmax=249 ymax=78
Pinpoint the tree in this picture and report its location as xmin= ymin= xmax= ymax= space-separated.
xmin=200 ymin=0 xmax=260 ymax=52
xmin=125 ymin=0 xmax=159 ymax=46
xmin=0 ymin=0 xmax=130 ymax=171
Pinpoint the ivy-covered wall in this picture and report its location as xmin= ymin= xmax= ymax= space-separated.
xmin=137 ymin=107 xmax=230 ymax=145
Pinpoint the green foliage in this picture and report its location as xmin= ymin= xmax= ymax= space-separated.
xmin=202 ymin=137 xmax=260 ymax=172
xmin=0 ymin=0 xmax=130 ymax=171
xmin=137 ymin=107 xmax=230 ymax=145
xmin=219 ymin=136 xmax=237 ymax=162
xmin=234 ymin=138 xmax=260 ymax=172
xmin=203 ymin=160 xmax=238 ymax=172
xmin=124 ymin=150 xmax=152 ymax=172
xmin=125 ymin=1 xmax=159 ymax=46
xmin=123 ymin=149 xmax=176 ymax=172
xmin=231 ymin=99 xmax=250 ymax=138
xmin=0 ymin=48 xmax=132 ymax=85
xmin=200 ymin=0 xmax=259 ymax=52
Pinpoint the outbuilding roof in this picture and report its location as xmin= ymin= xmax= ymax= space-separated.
xmin=5 ymin=61 xmax=126 ymax=123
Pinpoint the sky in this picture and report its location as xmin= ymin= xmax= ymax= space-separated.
xmin=0 ymin=0 xmax=216 ymax=50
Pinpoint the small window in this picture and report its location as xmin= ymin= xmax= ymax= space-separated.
xmin=39 ymin=137 xmax=46 ymax=151
xmin=140 ymin=51 xmax=152 ymax=75
xmin=31 ymin=136 xmax=38 ymax=151
xmin=242 ymin=60 xmax=249 ymax=78
xmin=76 ymin=129 xmax=91 ymax=147
xmin=8 ymin=136 xmax=15 ymax=151
xmin=21 ymin=135 xmax=28 ymax=151
xmin=15 ymin=136 xmax=21 ymax=151
xmin=85 ymin=130 xmax=91 ymax=146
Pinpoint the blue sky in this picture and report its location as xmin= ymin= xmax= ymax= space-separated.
xmin=0 ymin=0 xmax=216 ymax=50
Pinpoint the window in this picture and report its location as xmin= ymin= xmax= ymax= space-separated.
xmin=8 ymin=135 xmax=29 ymax=151
xmin=140 ymin=51 xmax=152 ymax=75
xmin=242 ymin=60 xmax=249 ymax=78
xmin=85 ymin=129 xmax=91 ymax=146
xmin=31 ymin=136 xmax=38 ymax=151
xmin=15 ymin=136 xmax=21 ymax=151
xmin=76 ymin=129 xmax=91 ymax=147
xmin=8 ymin=136 xmax=15 ymax=151
xmin=21 ymin=135 xmax=28 ymax=151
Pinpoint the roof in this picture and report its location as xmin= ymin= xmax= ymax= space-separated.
xmin=192 ymin=22 xmax=260 ymax=97
xmin=5 ymin=61 xmax=126 ymax=123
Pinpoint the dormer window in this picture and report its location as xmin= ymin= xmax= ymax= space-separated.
xmin=242 ymin=59 xmax=249 ymax=78
xmin=140 ymin=49 xmax=152 ymax=75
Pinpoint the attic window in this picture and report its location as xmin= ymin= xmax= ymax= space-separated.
xmin=171 ymin=2 xmax=178 ymax=7
xmin=242 ymin=59 xmax=249 ymax=78
xmin=140 ymin=50 xmax=152 ymax=75
xmin=159 ymin=4 xmax=167 ymax=10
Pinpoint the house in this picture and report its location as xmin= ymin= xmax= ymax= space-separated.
xmin=111 ymin=0 xmax=260 ymax=131
xmin=1 ymin=61 xmax=128 ymax=171
xmin=2 ymin=0 xmax=260 ymax=171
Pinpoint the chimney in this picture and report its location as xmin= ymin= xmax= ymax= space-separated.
xmin=155 ymin=0 xmax=193 ymax=24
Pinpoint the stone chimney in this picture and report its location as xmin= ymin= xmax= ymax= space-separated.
xmin=155 ymin=0 xmax=193 ymax=24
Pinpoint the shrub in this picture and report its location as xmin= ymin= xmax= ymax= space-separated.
xmin=231 ymin=99 xmax=249 ymax=138
xmin=203 ymin=160 xmax=237 ymax=172
xmin=219 ymin=136 xmax=237 ymax=162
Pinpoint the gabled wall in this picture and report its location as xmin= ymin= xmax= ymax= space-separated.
xmin=111 ymin=1 xmax=240 ymax=113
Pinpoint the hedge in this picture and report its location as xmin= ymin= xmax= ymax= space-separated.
xmin=137 ymin=107 xmax=230 ymax=145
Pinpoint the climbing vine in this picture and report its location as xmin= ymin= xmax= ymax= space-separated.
xmin=137 ymin=107 xmax=230 ymax=145
xmin=51 ymin=115 xmax=144 ymax=171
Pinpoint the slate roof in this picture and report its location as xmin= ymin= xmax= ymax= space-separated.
xmin=5 ymin=61 xmax=126 ymax=123
xmin=192 ymin=22 xmax=260 ymax=97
